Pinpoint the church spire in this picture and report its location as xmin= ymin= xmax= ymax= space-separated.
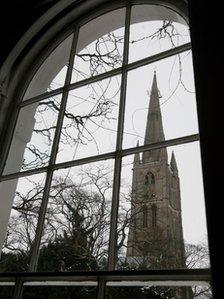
xmin=142 ymin=71 xmax=167 ymax=163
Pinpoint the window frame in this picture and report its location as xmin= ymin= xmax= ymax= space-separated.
xmin=0 ymin=0 xmax=212 ymax=297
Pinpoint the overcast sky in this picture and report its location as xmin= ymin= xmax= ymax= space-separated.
xmin=5 ymin=11 xmax=209 ymax=258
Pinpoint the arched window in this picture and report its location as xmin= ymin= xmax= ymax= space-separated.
xmin=0 ymin=0 xmax=211 ymax=296
xmin=145 ymin=172 xmax=155 ymax=186
xmin=145 ymin=174 xmax=149 ymax=185
xmin=152 ymin=204 xmax=157 ymax=227
xmin=142 ymin=206 xmax=148 ymax=227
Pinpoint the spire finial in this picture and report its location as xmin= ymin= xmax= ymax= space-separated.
xmin=134 ymin=141 xmax=140 ymax=165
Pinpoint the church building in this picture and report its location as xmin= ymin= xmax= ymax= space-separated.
xmin=126 ymin=72 xmax=193 ymax=298
xmin=127 ymin=72 xmax=185 ymax=269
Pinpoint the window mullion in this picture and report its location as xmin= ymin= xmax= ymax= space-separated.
xmin=29 ymin=171 xmax=54 ymax=271
xmin=0 ymin=133 xmax=199 ymax=183
xmin=49 ymin=27 xmax=79 ymax=167
xmin=108 ymin=3 xmax=131 ymax=271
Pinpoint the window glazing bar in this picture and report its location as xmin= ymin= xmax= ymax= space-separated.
xmin=106 ymin=280 xmax=210 ymax=287
xmin=98 ymin=276 xmax=106 ymax=299
xmin=67 ymin=43 xmax=191 ymax=93
xmin=28 ymin=171 xmax=53 ymax=271
xmin=24 ymin=281 xmax=98 ymax=286
xmin=108 ymin=3 xmax=131 ymax=271
xmin=20 ymin=87 xmax=64 ymax=107
xmin=20 ymin=43 xmax=191 ymax=108
xmin=121 ymin=133 xmax=199 ymax=157
xmin=48 ymin=30 xmax=79 ymax=167
xmin=127 ymin=42 xmax=191 ymax=72
xmin=0 ymin=134 xmax=199 ymax=182
xmin=12 ymin=278 xmax=23 ymax=299
xmin=1 ymin=279 xmax=210 ymax=287
xmin=0 ymin=268 xmax=211 ymax=283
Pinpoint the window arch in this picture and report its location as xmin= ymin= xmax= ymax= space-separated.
xmin=142 ymin=205 xmax=148 ymax=227
xmin=0 ymin=0 xmax=211 ymax=297
xmin=145 ymin=172 xmax=155 ymax=187
xmin=152 ymin=204 xmax=157 ymax=227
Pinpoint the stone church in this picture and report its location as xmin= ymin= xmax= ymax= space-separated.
xmin=126 ymin=72 xmax=193 ymax=298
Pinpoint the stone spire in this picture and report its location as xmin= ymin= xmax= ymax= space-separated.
xmin=142 ymin=71 xmax=167 ymax=163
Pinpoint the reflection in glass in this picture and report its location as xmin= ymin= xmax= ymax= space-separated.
xmin=129 ymin=5 xmax=190 ymax=63
xmin=57 ymin=76 xmax=120 ymax=163
xmin=123 ymin=52 xmax=198 ymax=149
xmin=71 ymin=9 xmax=125 ymax=83
xmin=22 ymin=286 xmax=97 ymax=299
xmin=3 ymin=95 xmax=62 ymax=175
xmin=23 ymin=34 xmax=73 ymax=101
xmin=38 ymin=160 xmax=114 ymax=271
xmin=117 ymin=142 xmax=209 ymax=272
xmin=0 ymin=173 xmax=46 ymax=272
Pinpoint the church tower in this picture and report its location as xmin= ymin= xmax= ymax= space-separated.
xmin=127 ymin=72 xmax=186 ymax=271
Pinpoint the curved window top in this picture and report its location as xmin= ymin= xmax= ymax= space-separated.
xmin=2 ymin=3 xmax=193 ymax=176
xmin=145 ymin=172 xmax=155 ymax=185
xmin=23 ymin=34 xmax=73 ymax=101
xmin=22 ymin=4 xmax=189 ymax=102
xmin=0 ymin=4 xmax=210 ymax=293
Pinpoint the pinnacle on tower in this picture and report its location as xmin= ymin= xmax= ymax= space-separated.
xmin=142 ymin=72 xmax=167 ymax=163
xmin=133 ymin=140 xmax=140 ymax=165
xmin=170 ymin=151 xmax=178 ymax=174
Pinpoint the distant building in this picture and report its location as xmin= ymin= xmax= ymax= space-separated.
xmin=126 ymin=72 xmax=193 ymax=298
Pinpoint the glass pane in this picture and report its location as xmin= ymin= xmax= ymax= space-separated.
xmin=38 ymin=160 xmax=114 ymax=272
xmin=0 ymin=173 xmax=46 ymax=272
xmin=3 ymin=95 xmax=62 ymax=175
xmin=57 ymin=76 xmax=121 ymax=163
xmin=117 ymin=142 xmax=210 ymax=271
xmin=23 ymin=34 xmax=73 ymax=101
xmin=129 ymin=5 xmax=190 ymax=63
xmin=123 ymin=51 xmax=198 ymax=149
xmin=106 ymin=284 xmax=212 ymax=299
xmin=71 ymin=9 xmax=125 ymax=83
xmin=22 ymin=286 xmax=97 ymax=299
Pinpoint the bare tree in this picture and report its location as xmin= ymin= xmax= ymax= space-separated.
xmin=1 ymin=163 xmax=113 ymax=271
xmin=185 ymin=242 xmax=212 ymax=298
xmin=20 ymin=20 xmax=192 ymax=172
